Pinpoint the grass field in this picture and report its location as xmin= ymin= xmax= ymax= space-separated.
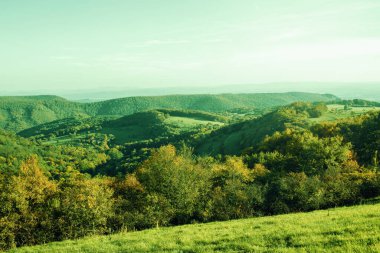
xmin=164 ymin=116 xmax=224 ymax=130
xmin=9 ymin=203 xmax=380 ymax=253
xmin=310 ymin=104 xmax=380 ymax=123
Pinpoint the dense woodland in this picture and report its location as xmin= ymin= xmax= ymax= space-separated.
xmin=0 ymin=94 xmax=379 ymax=250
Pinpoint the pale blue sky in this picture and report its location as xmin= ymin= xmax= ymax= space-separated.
xmin=1 ymin=0 xmax=380 ymax=91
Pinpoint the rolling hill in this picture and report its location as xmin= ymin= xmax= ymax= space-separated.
xmin=9 ymin=202 xmax=380 ymax=253
xmin=0 ymin=92 xmax=337 ymax=132
xmin=18 ymin=109 xmax=226 ymax=145
xmin=195 ymin=101 xmax=380 ymax=156
xmin=195 ymin=105 xmax=311 ymax=156
xmin=2 ymin=96 xmax=380 ymax=252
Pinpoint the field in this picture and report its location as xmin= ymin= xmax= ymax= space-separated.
xmin=10 ymin=203 xmax=380 ymax=253
xmin=309 ymin=104 xmax=380 ymax=123
xmin=164 ymin=116 xmax=224 ymax=131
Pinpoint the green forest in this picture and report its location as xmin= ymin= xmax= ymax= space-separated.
xmin=0 ymin=93 xmax=379 ymax=251
xmin=0 ymin=92 xmax=335 ymax=132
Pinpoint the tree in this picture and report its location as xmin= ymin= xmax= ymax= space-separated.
xmin=0 ymin=172 xmax=16 ymax=250
xmin=136 ymin=145 xmax=210 ymax=226
xmin=339 ymin=112 xmax=380 ymax=166
xmin=3 ymin=156 xmax=58 ymax=248
xmin=307 ymin=104 xmax=327 ymax=118
xmin=321 ymin=167 xmax=361 ymax=207
xmin=55 ymin=175 xmax=114 ymax=240
xmin=264 ymin=172 xmax=323 ymax=214
xmin=209 ymin=156 xmax=255 ymax=220
xmin=257 ymin=129 xmax=352 ymax=175
xmin=110 ymin=174 xmax=148 ymax=231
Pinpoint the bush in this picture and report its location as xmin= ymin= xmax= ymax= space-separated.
xmin=55 ymin=175 xmax=114 ymax=240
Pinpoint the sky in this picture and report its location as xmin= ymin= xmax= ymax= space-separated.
xmin=1 ymin=0 xmax=380 ymax=92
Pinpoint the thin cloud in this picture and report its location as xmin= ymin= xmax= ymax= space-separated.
xmin=268 ymin=29 xmax=310 ymax=42
xmin=124 ymin=39 xmax=190 ymax=48
xmin=50 ymin=56 xmax=76 ymax=60
xmin=144 ymin=39 xmax=190 ymax=45
xmin=230 ymin=38 xmax=380 ymax=65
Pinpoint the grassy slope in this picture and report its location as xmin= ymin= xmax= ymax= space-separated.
xmin=195 ymin=104 xmax=380 ymax=156
xmin=195 ymin=108 xmax=308 ymax=156
xmin=309 ymin=104 xmax=380 ymax=123
xmin=0 ymin=92 xmax=337 ymax=132
xmin=102 ymin=110 xmax=225 ymax=145
xmin=19 ymin=110 xmax=226 ymax=145
xmin=10 ymin=203 xmax=380 ymax=253
xmin=101 ymin=111 xmax=171 ymax=144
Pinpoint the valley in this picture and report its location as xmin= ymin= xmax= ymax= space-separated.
xmin=0 ymin=93 xmax=379 ymax=251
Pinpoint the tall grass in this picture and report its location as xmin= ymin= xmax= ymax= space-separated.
xmin=10 ymin=203 xmax=380 ymax=253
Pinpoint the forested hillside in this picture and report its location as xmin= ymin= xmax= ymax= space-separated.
xmin=0 ymin=96 xmax=85 ymax=132
xmin=18 ymin=109 xmax=225 ymax=146
xmin=195 ymin=101 xmax=380 ymax=156
xmin=0 ymin=92 xmax=337 ymax=132
xmin=84 ymin=92 xmax=337 ymax=115
xmin=1 ymin=95 xmax=379 ymax=251
xmin=195 ymin=103 xmax=314 ymax=155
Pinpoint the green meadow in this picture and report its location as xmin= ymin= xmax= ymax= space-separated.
xmin=10 ymin=203 xmax=380 ymax=253
xmin=309 ymin=104 xmax=380 ymax=123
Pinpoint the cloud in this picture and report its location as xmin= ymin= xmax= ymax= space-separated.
xmin=268 ymin=29 xmax=310 ymax=42
xmin=282 ymin=1 xmax=380 ymax=21
xmin=50 ymin=56 xmax=76 ymax=60
xmin=230 ymin=38 xmax=380 ymax=65
xmin=124 ymin=39 xmax=190 ymax=48
xmin=124 ymin=37 xmax=225 ymax=49
xmin=144 ymin=39 xmax=190 ymax=46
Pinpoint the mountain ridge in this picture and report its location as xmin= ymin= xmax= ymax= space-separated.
xmin=0 ymin=92 xmax=338 ymax=132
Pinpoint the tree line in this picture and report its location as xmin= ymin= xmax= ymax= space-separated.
xmin=1 ymin=126 xmax=379 ymax=250
xmin=0 ymin=105 xmax=379 ymax=250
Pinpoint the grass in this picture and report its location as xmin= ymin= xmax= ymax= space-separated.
xmin=310 ymin=104 xmax=380 ymax=123
xmin=164 ymin=116 xmax=224 ymax=130
xmin=9 ymin=203 xmax=380 ymax=253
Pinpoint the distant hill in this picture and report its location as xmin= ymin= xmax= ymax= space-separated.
xmin=7 ymin=82 xmax=377 ymax=101
xmin=195 ymin=105 xmax=311 ymax=156
xmin=84 ymin=93 xmax=337 ymax=116
xmin=195 ymin=101 xmax=380 ymax=156
xmin=19 ymin=109 xmax=226 ymax=145
xmin=0 ymin=92 xmax=337 ymax=132
xmin=0 ymin=96 xmax=86 ymax=132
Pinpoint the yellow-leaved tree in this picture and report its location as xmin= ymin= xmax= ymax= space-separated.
xmin=6 ymin=156 xmax=57 ymax=248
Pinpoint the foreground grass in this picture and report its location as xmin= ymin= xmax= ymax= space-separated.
xmin=10 ymin=203 xmax=380 ymax=253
